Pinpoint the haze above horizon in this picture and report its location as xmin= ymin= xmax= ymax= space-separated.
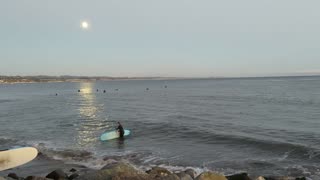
xmin=1 ymin=1 xmax=320 ymax=77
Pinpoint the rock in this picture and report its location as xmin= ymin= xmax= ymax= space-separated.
xmin=260 ymin=177 xmax=276 ymax=180
xmin=7 ymin=173 xmax=19 ymax=180
xmin=68 ymin=173 xmax=79 ymax=180
xmin=69 ymin=168 xmax=77 ymax=173
xmin=77 ymin=162 xmax=149 ymax=180
xmin=0 ymin=177 xmax=16 ymax=180
xmin=146 ymin=167 xmax=172 ymax=178
xmin=175 ymin=172 xmax=193 ymax=180
xmin=160 ymin=174 xmax=180 ymax=180
xmin=45 ymin=169 xmax=68 ymax=180
xmin=262 ymin=177 xmax=303 ymax=180
xmin=195 ymin=172 xmax=227 ymax=180
xmin=0 ymin=176 xmax=23 ymax=180
xmin=227 ymin=173 xmax=251 ymax=180
xmin=185 ymin=169 xmax=197 ymax=179
xmin=25 ymin=176 xmax=50 ymax=180
xmin=0 ymin=177 xmax=15 ymax=180
xmin=101 ymin=162 xmax=120 ymax=170
xmin=256 ymin=177 xmax=265 ymax=180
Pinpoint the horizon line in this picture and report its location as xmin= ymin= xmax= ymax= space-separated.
xmin=1 ymin=74 xmax=320 ymax=79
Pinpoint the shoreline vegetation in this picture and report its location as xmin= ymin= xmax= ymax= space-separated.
xmin=1 ymin=75 xmax=320 ymax=84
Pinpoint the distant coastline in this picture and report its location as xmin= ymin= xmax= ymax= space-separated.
xmin=1 ymin=75 xmax=319 ymax=84
xmin=0 ymin=75 xmax=178 ymax=84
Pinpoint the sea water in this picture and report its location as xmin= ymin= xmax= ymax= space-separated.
xmin=1 ymin=77 xmax=320 ymax=178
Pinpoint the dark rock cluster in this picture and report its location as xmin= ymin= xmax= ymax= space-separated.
xmin=0 ymin=162 xmax=308 ymax=180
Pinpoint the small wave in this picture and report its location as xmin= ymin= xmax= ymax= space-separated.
xmin=139 ymin=164 xmax=206 ymax=176
xmin=0 ymin=99 xmax=18 ymax=104
xmin=28 ymin=142 xmax=197 ymax=172
xmin=29 ymin=142 xmax=153 ymax=169
xmin=202 ymin=159 xmax=317 ymax=178
xmin=57 ymin=123 xmax=75 ymax=127
xmin=277 ymin=150 xmax=294 ymax=161
xmin=138 ymin=121 xmax=320 ymax=163
xmin=35 ymin=144 xmax=93 ymax=161
xmin=18 ymin=140 xmax=320 ymax=179
xmin=169 ymin=114 xmax=209 ymax=122
xmin=0 ymin=136 xmax=19 ymax=145
xmin=30 ymin=142 xmax=105 ymax=169
xmin=189 ymin=95 xmax=320 ymax=107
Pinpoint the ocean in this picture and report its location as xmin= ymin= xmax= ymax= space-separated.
xmin=1 ymin=77 xmax=320 ymax=178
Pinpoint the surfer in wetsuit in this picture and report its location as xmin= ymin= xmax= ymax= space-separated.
xmin=116 ymin=122 xmax=124 ymax=138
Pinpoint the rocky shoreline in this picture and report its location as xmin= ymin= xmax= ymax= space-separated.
xmin=0 ymin=161 xmax=309 ymax=180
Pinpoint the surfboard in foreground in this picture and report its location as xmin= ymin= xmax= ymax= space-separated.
xmin=100 ymin=129 xmax=131 ymax=141
xmin=0 ymin=147 xmax=38 ymax=171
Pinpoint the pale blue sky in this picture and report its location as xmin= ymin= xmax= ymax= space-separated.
xmin=1 ymin=0 xmax=320 ymax=77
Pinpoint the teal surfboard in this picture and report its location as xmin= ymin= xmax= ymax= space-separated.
xmin=100 ymin=129 xmax=131 ymax=141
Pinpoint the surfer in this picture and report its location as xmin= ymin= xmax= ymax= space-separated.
xmin=116 ymin=122 xmax=124 ymax=138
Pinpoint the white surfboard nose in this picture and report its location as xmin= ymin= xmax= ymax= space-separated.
xmin=0 ymin=147 xmax=38 ymax=171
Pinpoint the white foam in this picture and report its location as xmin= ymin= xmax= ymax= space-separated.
xmin=277 ymin=150 xmax=294 ymax=161
xmin=137 ymin=163 xmax=206 ymax=176
xmin=0 ymin=136 xmax=12 ymax=140
xmin=26 ymin=140 xmax=58 ymax=150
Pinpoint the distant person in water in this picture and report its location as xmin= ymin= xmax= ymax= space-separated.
xmin=116 ymin=122 xmax=124 ymax=138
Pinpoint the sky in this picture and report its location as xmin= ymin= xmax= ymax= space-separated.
xmin=1 ymin=0 xmax=320 ymax=77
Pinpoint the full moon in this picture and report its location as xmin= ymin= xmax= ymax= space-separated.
xmin=81 ymin=21 xmax=89 ymax=30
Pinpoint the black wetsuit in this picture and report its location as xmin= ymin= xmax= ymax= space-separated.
xmin=117 ymin=125 xmax=124 ymax=137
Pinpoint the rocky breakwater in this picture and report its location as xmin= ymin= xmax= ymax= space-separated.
xmin=0 ymin=161 xmax=309 ymax=180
